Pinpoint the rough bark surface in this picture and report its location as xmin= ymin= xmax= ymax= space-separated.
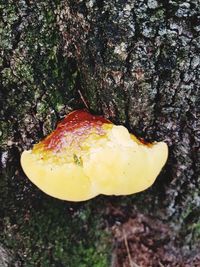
xmin=0 ymin=1 xmax=110 ymax=266
xmin=58 ymin=0 xmax=200 ymax=248
xmin=0 ymin=0 xmax=200 ymax=266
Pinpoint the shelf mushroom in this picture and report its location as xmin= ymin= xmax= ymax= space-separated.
xmin=21 ymin=110 xmax=168 ymax=201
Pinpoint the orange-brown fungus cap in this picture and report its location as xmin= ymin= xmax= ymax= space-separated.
xmin=21 ymin=110 xmax=168 ymax=201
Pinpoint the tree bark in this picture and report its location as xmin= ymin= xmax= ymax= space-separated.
xmin=0 ymin=0 xmax=200 ymax=266
xmin=54 ymin=0 xmax=200 ymax=262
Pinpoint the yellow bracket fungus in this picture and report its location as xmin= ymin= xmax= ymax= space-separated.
xmin=21 ymin=110 xmax=168 ymax=201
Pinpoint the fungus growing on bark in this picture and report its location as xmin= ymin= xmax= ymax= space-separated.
xmin=21 ymin=110 xmax=168 ymax=201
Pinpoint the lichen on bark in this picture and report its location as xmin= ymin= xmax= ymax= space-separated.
xmin=0 ymin=1 xmax=110 ymax=266
xmin=57 ymin=0 xmax=200 ymax=261
xmin=0 ymin=0 xmax=200 ymax=266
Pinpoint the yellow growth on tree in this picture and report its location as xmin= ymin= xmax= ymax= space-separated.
xmin=21 ymin=110 xmax=168 ymax=201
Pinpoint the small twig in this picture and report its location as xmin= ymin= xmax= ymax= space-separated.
xmin=78 ymin=89 xmax=89 ymax=109
xmin=123 ymin=230 xmax=141 ymax=267
xmin=158 ymin=261 xmax=165 ymax=267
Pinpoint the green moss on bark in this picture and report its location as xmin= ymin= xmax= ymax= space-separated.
xmin=1 ymin=0 xmax=200 ymax=265
xmin=0 ymin=1 xmax=111 ymax=266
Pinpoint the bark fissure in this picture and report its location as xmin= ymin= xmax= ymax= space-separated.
xmin=1 ymin=0 xmax=200 ymax=266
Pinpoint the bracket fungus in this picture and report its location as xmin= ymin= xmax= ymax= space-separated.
xmin=21 ymin=110 xmax=168 ymax=201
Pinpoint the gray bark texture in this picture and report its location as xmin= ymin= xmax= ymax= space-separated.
xmin=0 ymin=0 xmax=200 ymax=266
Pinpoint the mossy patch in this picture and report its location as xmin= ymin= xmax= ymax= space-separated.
xmin=0 ymin=1 xmax=111 ymax=266
xmin=0 ymin=162 xmax=111 ymax=267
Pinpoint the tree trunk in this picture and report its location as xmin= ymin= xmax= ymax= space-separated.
xmin=1 ymin=0 xmax=199 ymax=266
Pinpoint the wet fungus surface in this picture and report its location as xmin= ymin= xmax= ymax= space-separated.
xmin=21 ymin=110 xmax=168 ymax=201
